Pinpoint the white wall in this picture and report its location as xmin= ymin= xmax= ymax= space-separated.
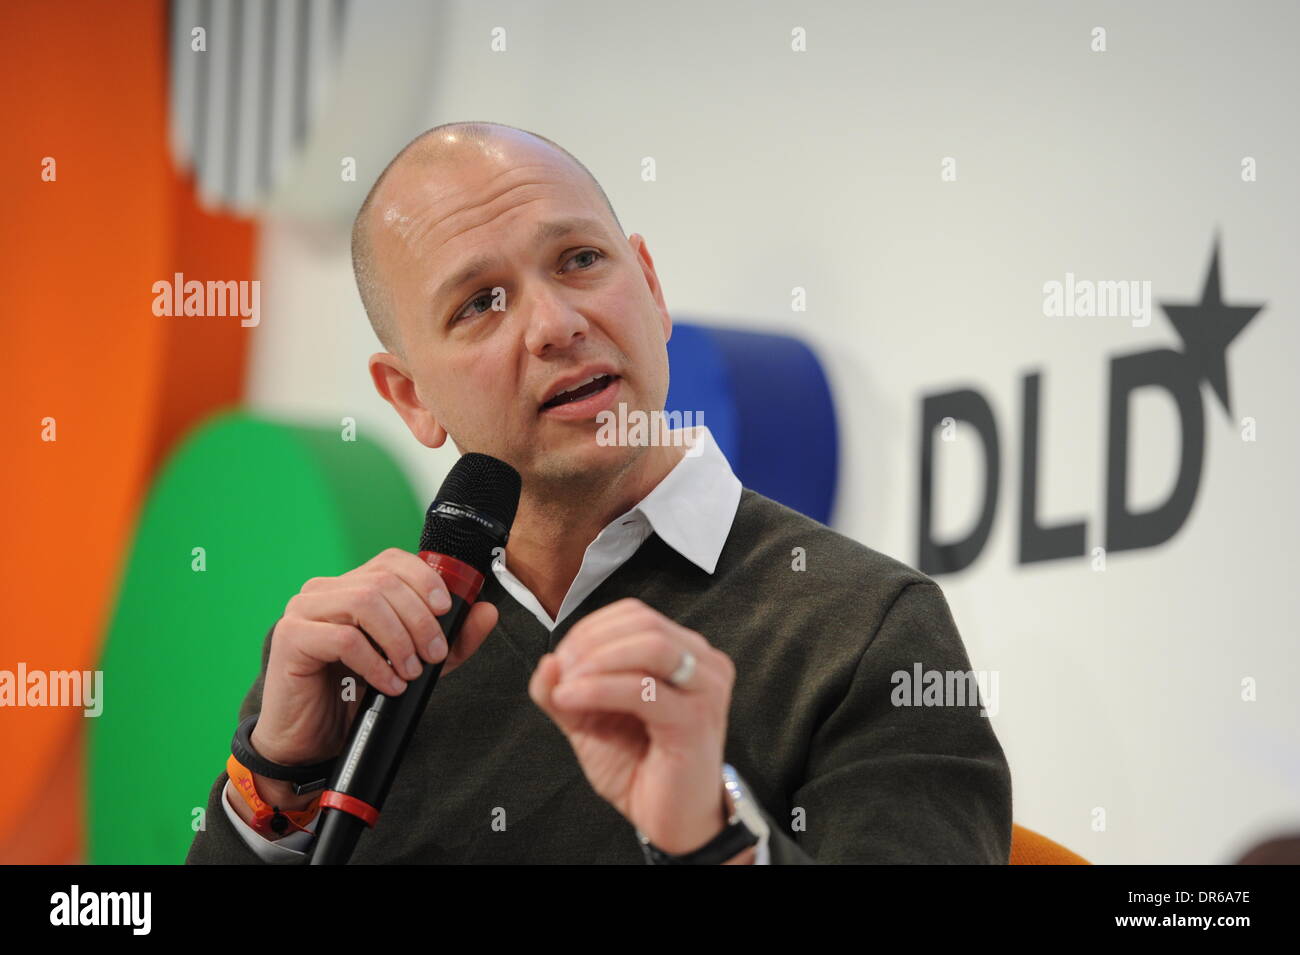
xmin=245 ymin=0 xmax=1300 ymax=863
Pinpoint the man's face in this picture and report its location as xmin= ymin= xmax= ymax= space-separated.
xmin=368 ymin=137 xmax=672 ymax=491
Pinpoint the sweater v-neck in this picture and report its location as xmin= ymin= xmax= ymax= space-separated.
xmin=480 ymin=523 xmax=693 ymax=664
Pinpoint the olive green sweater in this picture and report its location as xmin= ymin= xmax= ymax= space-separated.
xmin=186 ymin=488 xmax=1012 ymax=864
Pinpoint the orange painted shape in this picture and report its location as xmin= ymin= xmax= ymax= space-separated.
xmin=0 ymin=0 xmax=256 ymax=862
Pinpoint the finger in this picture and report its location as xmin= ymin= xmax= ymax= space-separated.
xmin=554 ymin=600 xmax=659 ymax=667
xmin=559 ymin=597 xmax=647 ymax=640
xmin=558 ymin=601 xmax=707 ymax=672
xmin=288 ymin=586 xmax=423 ymax=681
xmin=528 ymin=653 xmax=585 ymax=733
xmin=528 ymin=653 xmax=559 ymax=718
xmin=560 ymin=631 xmax=699 ymax=687
xmin=292 ymin=619 xmax=409 ymax=697
xmin=549 ymin=672 xmax=689 ymax=728
xmin=442 ymin=600 xmax=498 ymax=672
xmin=362 ymin=547 xmax=454 ymax=614
xmin=360 ymin=570 xmax=447 ymax=667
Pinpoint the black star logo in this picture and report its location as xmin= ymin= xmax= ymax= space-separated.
xmin=1159 ymin=232 xmax=1264 ymax=420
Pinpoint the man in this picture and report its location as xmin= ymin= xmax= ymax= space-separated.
xmin=186 ymin=121 xmax=1012 ymax=864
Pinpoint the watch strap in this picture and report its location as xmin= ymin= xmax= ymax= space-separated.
xmin=638 ymin=817 xmax=759 ymax=865
xmin=637 ymin=763 xmax=764 ymax=864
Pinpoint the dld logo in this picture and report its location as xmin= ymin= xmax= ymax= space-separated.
xmin=918 ymin=235 xmax=1264 ymax=575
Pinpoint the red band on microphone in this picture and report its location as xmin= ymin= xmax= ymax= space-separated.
xmin=418 ymin=552 xmax=486 ymax=604
xmin=320 ymin=790 xmax=380 ymax=828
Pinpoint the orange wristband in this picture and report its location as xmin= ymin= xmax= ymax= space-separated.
xmin=226 ymin=754 xmax=322 ymax=839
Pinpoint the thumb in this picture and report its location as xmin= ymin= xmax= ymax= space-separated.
xmin=528 ymin=653 xmax=583 ymax=734
xmin=442 ymin=600 xmax=498 ymax=674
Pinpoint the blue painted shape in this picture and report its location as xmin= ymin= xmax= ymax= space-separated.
xmin=664 ymin=324 xmax=739 ymax=460
xmin=665 ymin=322 xmax=838 ymax=524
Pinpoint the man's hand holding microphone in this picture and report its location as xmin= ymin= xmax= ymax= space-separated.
xmin=228 ymin=547 xmax=499 ymax=832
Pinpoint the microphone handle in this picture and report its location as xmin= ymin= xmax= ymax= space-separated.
xmin=309 ymin=588 xmax=473 ymax=865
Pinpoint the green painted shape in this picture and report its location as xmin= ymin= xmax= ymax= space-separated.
xmin=88 ymin=410 xmax=422 ymax=863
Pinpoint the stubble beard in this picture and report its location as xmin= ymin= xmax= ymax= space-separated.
xmin=531 ymin=428 xmax=640 ymax=493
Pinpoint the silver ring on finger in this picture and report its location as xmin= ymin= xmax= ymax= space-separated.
xmin=666 ymin=650 xmax=696 ymax=689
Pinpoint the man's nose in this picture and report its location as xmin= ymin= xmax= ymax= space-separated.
xmin=522 ymin=284 xmax=589 ymax=356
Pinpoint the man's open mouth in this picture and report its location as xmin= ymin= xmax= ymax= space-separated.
xmin=540 ymin=374 xmax=618 ymax=410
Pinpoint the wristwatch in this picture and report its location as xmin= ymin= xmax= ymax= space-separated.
xmin=230 ymin=713 xmax=336 ymax=796
xmin=637 ymin=763 xmax=771 ymax=864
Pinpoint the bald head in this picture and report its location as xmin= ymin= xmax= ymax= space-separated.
xmin=351 ymin=122 xmax=624 ymax=356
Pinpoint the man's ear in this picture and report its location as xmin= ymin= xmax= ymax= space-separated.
xmin=369 ymin=352 xmax=448 ymax=449
xmin=629 ymin=233 xmax=672 ymax=343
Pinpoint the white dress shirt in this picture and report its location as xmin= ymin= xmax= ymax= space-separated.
xmin=222 ymin=424 xmax=769 ymax=864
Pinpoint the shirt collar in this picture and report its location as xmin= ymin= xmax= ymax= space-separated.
xmin=490 ymin=424 xmax=743 ymax=632
xmin=626 ymin=424 xmax=742 ymax=574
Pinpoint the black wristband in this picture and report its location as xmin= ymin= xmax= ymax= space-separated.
xmin=638 ymin=819 xmax=759 ymax=865
xmin=231 ymin=714 xmax=337 ymax=795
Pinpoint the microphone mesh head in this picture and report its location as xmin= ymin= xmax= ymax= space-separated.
xmin=418 ymin=452 xmax=521 ymax=574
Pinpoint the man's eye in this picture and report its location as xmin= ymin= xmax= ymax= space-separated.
xmin=453 ymin=292 xmax=495 ymax=323
xmin=450 ymin=252 xmax=599 ymax=324
xmin=562 ymin=249 xmax=602 ymax=272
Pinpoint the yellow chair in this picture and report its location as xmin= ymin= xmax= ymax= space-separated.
xmin=1010 ymin=824 xmax=1090 ymax=864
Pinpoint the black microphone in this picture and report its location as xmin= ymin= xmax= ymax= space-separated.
xmin=309 ymin=452 xmax=521 ymax=864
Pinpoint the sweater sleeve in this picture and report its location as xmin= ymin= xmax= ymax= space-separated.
xmin=220 ymin=779 xmax=318 ymax=861
xmin=767 ymin=581 xmax=1012 ymax=864
xmin=185 ymin=621 xmax=282 ymax=865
